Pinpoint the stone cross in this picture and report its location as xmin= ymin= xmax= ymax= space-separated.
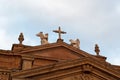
xmin=53 ymin=27 xmax=66 ymax=40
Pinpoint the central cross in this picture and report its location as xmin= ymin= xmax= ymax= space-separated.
xmin=53 ymin=27 xmax=66 ymax=40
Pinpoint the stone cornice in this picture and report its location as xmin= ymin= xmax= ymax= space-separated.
xmin=11 ymin=57 xmax=120 ymax=79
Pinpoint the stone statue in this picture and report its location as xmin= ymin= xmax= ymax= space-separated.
xmin=69 ymin=39 xmax=80 ymax=49
xmin=36 ymin=32 xmax=49 ymax=45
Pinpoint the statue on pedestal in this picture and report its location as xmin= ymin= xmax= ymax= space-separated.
xmin=36 ymin=32 xmax=49 ymax=45
xmin=69 ymin=39 xmax=80 ymax=49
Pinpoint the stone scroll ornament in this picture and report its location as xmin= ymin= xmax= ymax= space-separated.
xmin=36 ymin=32 xmax=49 ymax=45
xmin=69 ymin=39 xmax=80 ymax=49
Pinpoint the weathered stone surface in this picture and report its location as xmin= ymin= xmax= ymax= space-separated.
xmin=0 ymin=54 xmax=21 ymax=70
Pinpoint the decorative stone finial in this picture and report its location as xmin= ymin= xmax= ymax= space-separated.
xmin=18 ymin=33 xmax=24 ymax=44
xmin=95 ymin=44 xmax=100 ymax=56
xmin=36 ymin=32 xmax=49 ymax=45
xmin=53 ymin=27 xmax=66 ymax=42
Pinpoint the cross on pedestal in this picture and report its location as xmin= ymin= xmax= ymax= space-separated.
xmin=53 ymin=27 xmax=66 ymax=41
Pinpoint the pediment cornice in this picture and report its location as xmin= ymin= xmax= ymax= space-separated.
xmin=14 ymin=42 xmax=95 ymax=59
xmin=11 ymin=57 xmax=120 ymax=79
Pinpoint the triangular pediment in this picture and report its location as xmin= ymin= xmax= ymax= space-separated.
xmin=12 ymin=57 xmax=120 ymax=80
xmin=15 ymin=42 xmax=92 ymax=61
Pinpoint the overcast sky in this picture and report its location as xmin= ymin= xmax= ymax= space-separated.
xmin=0 ymin=0 xmax=120 ymax=65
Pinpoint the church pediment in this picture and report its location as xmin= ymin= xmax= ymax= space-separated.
xmin=15 ymin=42 xmax=91 ymax=61
xmin=11 ymin=57 xmax=120 ymax=80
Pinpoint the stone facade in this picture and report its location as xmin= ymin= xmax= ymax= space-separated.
xmin=0 ymin=28 xmax=120 ymax=80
